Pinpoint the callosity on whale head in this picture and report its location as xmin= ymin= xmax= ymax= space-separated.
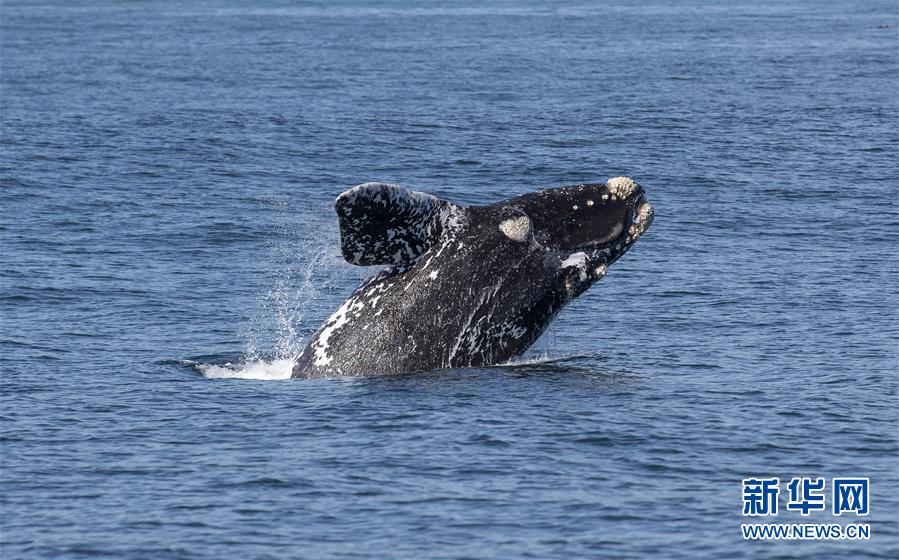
xmin=292 ymin=177 xmax=653 ymax=378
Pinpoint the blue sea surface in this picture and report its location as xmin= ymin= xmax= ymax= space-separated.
xmin=2 ymin=1 xmax=897 ymax=558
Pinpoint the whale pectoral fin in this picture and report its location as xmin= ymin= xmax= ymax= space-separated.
xmin=335 ymin=182 xmax=459 ymax=266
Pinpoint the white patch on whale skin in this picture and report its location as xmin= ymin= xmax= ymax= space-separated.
xmin=560 ymin=251 xmax=587 ymax=269
xmin=312 ymin=296 xmax=365 ymax=367
xmin=606 ymin=176 xmax=638 ymax=199
xmin=418 ymin=236 xmax=455 ymax=273
xmin=561 ymin=251 xmax=589 ymax=282
xmin=441 ymin=205 xmax=468 ymax=234
xmin=502 ymin=324 xmax=527 ymax=340
xmin=402 ymin=209 xmax=469 ymax=295
xmin=498 ymin=215 xmax=531 ymax=242
xmin=447 ymin=277 xmax=506 ymax=365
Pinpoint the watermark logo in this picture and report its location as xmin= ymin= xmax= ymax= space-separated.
xmin=833 ymin=478 xmax=869 ymax=516
xmin=786 ymin=477 xmax=826 ymax=515
xmin=740 ymin=476 xmax=871 ymax=541
xmin=741 ymin=523 xmax=870 ymax=541
xmin=742 ymin=478 xmax=779 ymax=516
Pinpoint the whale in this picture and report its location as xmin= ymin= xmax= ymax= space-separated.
xmin=292 ymin=177 xmax=653 ymax=378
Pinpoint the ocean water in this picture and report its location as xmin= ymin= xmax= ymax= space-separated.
xmin=2 ymin=0 xmax=897 ymax=558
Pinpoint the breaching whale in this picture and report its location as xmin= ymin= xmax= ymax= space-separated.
xmin=292 ymin=177 xmax=653 ymax=378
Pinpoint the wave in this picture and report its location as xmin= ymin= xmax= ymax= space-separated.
xmin=499 ymin=352 xmax=592 ymax=368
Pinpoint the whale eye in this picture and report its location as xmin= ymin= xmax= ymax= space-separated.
xmin=572 ymin=204 xmax=579 ymax=210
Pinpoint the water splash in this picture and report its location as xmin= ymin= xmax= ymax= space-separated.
xmin=188 ymin=358 xmax=295 ymax=380
xmin=196 ymin=196 xmax=353 ymax=380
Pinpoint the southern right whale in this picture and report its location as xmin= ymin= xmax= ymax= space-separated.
xmin=292 ymin=177 xmax=654 ymax=377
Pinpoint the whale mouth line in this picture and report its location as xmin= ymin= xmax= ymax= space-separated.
xmin=571 ymin=193 xmax=651 ymax=254
xmin=571 ymin=236 xmax=619 ymax=253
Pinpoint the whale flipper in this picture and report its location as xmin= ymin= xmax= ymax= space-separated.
xmin=335 ymin=182 xmax=462 ymax=266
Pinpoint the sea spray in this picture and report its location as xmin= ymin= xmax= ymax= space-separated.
xmin=201 ymin=196 xmax=348 ymax=379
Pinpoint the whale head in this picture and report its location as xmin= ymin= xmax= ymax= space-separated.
xmin=500 ymin=177 xmax=653 ymax=269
